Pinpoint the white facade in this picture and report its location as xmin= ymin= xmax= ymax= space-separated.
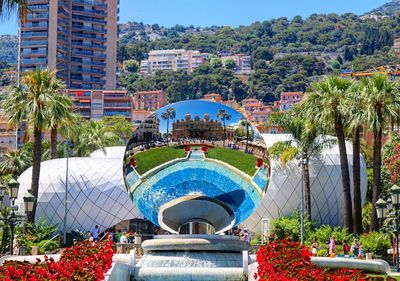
xmin=15 ymin=147 xmax=141 ymax=233
xmin=15 ymin=134 xmax=368 ymax=234
xmin=244 ymin=134 xmax=368 ymax=233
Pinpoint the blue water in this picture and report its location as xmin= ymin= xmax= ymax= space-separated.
xmin=253 ymin=167 xmax=269 ymax=192
xmin=130 ymin=160 xmax=265 ymax=228
xmin=188 ymin=150 xmax=204 ymax=160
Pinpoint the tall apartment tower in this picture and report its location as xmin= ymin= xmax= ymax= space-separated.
xmin=20 ymin=0 xmax=118 ymax=90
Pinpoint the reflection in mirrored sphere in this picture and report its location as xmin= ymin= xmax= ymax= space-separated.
xmin=124 ymin=100 xmax=270 ymax=234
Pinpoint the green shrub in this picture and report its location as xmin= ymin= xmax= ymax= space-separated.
xmin=271 ymin=210 xmax=314 ymax=242
xmin=362 ymin=203 xmax=372 ymax=233
xmin=359 ymin=232 xmax=391 ymax=258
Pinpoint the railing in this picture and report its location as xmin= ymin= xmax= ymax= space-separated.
xmin=72 ymin=7 xmax=106 ymax=16
xmin=72 ymin=0 xmax=107 ymax=8
xmin=72 ymin=25 xmax=107 ymax=33
xmin=72 ymin=41 xmax=106 ymax=50
xmin=72 ymin=15 xmax=106 ymax=24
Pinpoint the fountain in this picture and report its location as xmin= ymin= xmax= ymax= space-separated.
xmin=124 ymin=100 xmax=270 ymax=281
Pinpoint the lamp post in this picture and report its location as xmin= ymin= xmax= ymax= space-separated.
xmin=375 ymin=184 xmax=400 ymax=272
xmin=298 ymin=150 xmax=306 ymax=245
xmin=0 ymin=179 xmax=35 ymax=254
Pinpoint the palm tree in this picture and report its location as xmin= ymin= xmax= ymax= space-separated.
xmin=161 ymin=107 xmax=176 ymax=146
xmin=0 ymin=149 xmax=31 ymax=177
xmin=2 ymin=69 xmax=62 ymax=222
xmin=46 ymin=84 xmax=75 ymax=159
xmin=360 ymin=75 xmax=400 ymax=231
xmin=217 ymin=109 xmax=231 ymax=147
xmin=305 ymin=76 xmax=354 ymax=232
xmin=0 ymin=0 xmax=27 ymax=22
xmin=239 ymin=118 xmax=252 ymax=153
xmin=268 ymin=106 xmax=330 ymax=219
xmin=342 ymin=82 xmax=365 ymax=235
xmin=74 ymin=120 xmax=120 ymax=157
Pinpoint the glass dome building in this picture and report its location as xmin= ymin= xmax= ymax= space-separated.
xmin=124 ymin=100 xmax=270 ymax=234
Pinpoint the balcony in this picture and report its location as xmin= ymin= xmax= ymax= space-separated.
xmin=72 ymin=25 xmax=107 ymax=33
xmin=71 ymin=67 xmax=105 ymax=75
xmin=103 ymin=111 xmax=131 ymax=117
xmin=21 ymin=31 xmax=48 ymax=38
xmin=21 ymin=40 xmax=48 ymax=47
xmin=71 ymin=41 xmax=106 ymax=50
xmin=22 ymin=50 xmax=47 ymax=56
xmin=104 ymin=103 xmax=132 ymax=108
xmin=72 ymin=50 xmax=106 ymax=58
xmin=72 ymin=0 xmax=107 ymax=8
xmin=72 ymin=15 xmax=106 ymax=24
xmin=71 ymin=76 xmax=106 ymax=84
xmin=21 ymin=58 xmax=47 ymax=64
xmin=71 ymin=33 xmax=106 ymax=42
xmin=72 ymin=7 xmax=106 ymax=17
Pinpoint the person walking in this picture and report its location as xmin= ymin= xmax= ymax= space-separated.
xmin=343 ymin=241 xmax=350 ymax=256
xmin=358 ymin=243 xmax=364 ymax=259
xmin=12 ymin=235 xmax=20 ymax=256
xmin=329 ymin=235 xmax=336 ymax=257
xmin=311 ymin=239 xmax=319 ymax=257
xmin=91 ymin=225 xmax=100 ymax=242
xmin=351 ymin=239 xmax=360 ymax=257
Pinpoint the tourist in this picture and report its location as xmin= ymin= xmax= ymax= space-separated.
xmin=351 ymin=239 xmax=359 ymax=257
xmin=120 ymin=232 xmax=128 ymax=244
xmin=88 ymin=232 xmax=94 ymax=246
xmin=311 ymin=239 xmax=318 ymax=257
xmin=12 ymin=235 xmax=19 ymax=256
xmin=116 ymin=229 xmax=122 ymax=243
xmin=358 ymin=243 xmax=364 ymax=259
xmin=243 ymin=228 xmax=251 ymax=243
xmin=343 ymin=240 xmax=350 ymax=256
xmin=91 ymin=225 xmax=100 ymax=242
xmin=329 ymin=235 xmax=336 ymax=257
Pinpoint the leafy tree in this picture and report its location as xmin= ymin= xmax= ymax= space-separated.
xmin=74 ymin=120 xmax=120 ymax=157
xmin=161 ymin=107 xmax=176 ymax=146
xmin=47 ymin=91 xmax=76 ymax=159
xmin=360 ymin=75 xmax=400 ymax=231
xmin=305 ymin=76 xmax=354 ymax=232
xmin=253 ymin=47 xmax=273 ymax=61
xmin=268 ymin=106 xmax=332 ymax=219
xmin=0 ymin=149 xmax=31 ymax=177
xmin=125 ymin=60 xmax=139 ymax=73
xmin=216 ymin=109 xmax=231 ymax=147
xmin=224 ymin=58 xmax=236 ymax=70
xmin=1 ymin=69 xmax=63 ymax=222
xmin=0 ymin=0 xmax=27 ymax=21
xmin=102 ymin=115 xmax=133 ymax=145
xmin=239 ymin=118 xmax=252 ymax=153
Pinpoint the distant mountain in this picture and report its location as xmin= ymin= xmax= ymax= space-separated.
xmin=0 ymin=35 xmax=18 ymax=64
xmin=365 ymin=0 xmax=400 ymax=17
xmin=118 ymin=22 xmax=221 ymax=44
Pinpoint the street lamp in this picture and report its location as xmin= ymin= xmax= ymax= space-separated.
xmin=375 ymin=184 xmax=400 ymax=272
xmin=375 ymin=198 xmax=387 ymax=220
xmin=0 ymin=180 xmax=35 ymax=255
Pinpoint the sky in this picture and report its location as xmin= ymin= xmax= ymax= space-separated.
xmin=0 ymin=0 xmax=389 ymax=35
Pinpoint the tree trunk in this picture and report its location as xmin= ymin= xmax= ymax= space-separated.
xmin=370 ymin=110 xmax=383 ymax=231
xmin=29 ymin=126 xmax=42 ymax=222
xmin=50 ymin=125 xmax=58 ymax=159
xmin=245 ymin=124 xmax=249 ymax=153
xmin=166 ymin=119 xmax=169 ymax=147
xmin=334 ymin=111 xmax=353 ymax=232
xmin=352 ymin=127 xmax=362 ymax=234
xmin=223 ymin=119 xmax=226 ymax=147
xmin=304 ymin=156 xmax=311 ymax=219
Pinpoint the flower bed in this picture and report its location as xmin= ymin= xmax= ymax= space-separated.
xmin=255 ymin=239 xmax=366 ymax=281
xmin=0 ymin=241 xmax=114 ymax=281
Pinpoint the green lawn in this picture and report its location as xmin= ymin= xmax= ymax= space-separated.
xmin=135 ymin=146 xmax=186 ymax=175
xmin=206 ymin=147 xmax=257 ymax=176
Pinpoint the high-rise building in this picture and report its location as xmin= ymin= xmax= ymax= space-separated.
xmin=66 ymin=89 xmax=132 ymax=120
xmin=132 ymin=90 xmax=167 ymax=111
xmin=20 ymin=0 xmax=118 ymax=90
xmin=140 ymin=50 xmax=205 ymax=75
